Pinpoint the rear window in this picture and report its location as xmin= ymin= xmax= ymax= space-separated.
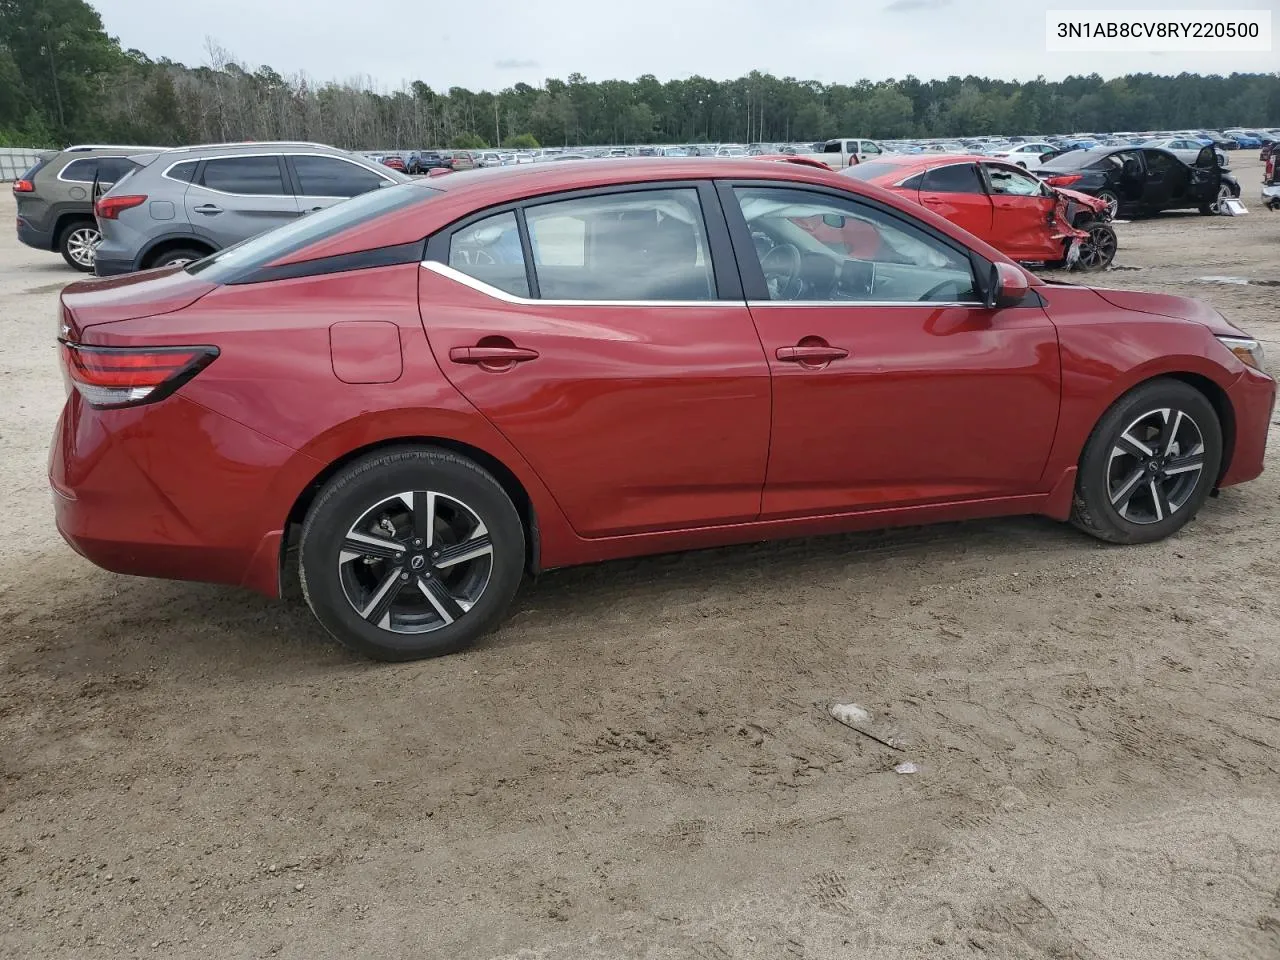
xmin=1036 ymin=150 xmax=1097 ymax=171
xmin=187 ymin=181 xmax=439 ymax=284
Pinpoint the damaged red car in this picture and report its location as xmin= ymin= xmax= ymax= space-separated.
xmin=843 ymin=154 xmax=1117 ymax=270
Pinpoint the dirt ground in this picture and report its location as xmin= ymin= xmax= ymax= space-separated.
xmin=2 ymin=160 xmax=1279 ymax=960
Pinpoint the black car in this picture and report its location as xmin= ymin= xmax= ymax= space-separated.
xmin=1031 ymin=146 xmax=1239 ymax=218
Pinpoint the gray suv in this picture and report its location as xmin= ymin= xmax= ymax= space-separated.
xmin=93 ymin=142 xmax=409 ymax=276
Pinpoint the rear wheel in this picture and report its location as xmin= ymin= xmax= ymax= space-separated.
xmin=1071 ymin=379 xmax=1222 ymax=545
xmin=149 ymin=248 xmax=207 ymax=269
xmin=1096 ymin=190 xmax=1120 ymax=219
xmin=59 ymin=221 xmax=100 ymax=272
xmin=299 ymin=447 xmax=525 ymax=661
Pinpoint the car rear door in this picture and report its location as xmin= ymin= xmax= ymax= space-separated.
xmin=285 ymin=154 xmax=393 ymax=214
xmin=1140 ymin=149 xmax=1180 ymax=209
xmin=980 ymin=161 xmax=1060 ymax=262
xmin=918 ymin=162 xmax=993 ymax=241
xmin=184 ymin=154 xmax=299 ymax=248
xmin=720 ymin=182 xmax=1060 ymax=519
xmin=419 ymin=183 xmax=772 ymax=538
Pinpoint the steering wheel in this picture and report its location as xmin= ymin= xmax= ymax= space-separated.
xmin=919 ymin=278 xmax=963 ymax=302
xmin=759 ymin=243 xmax=803 ymax=300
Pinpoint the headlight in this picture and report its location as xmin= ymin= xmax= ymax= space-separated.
xmin=1217 ymin=336 xmax=1268 ymax=374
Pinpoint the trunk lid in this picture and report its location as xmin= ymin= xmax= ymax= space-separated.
xmin=59 ymin=266 xmax=216 ymax=338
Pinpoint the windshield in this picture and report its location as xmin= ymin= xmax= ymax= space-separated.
xmin=188 ymin=182 xmax=439 ymax=284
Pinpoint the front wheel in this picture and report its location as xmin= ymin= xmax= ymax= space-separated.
xmin=1071 ymin=379 xmax=1222 ymax=545
xmin=299 ymin=447 xmax=525 ymax=661
xmin=1073 ymin=222 xmax=1117 ymax=271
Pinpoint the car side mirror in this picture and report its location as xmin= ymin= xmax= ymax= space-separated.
xmin=822 ymin=213 xmax=846 ymax=229
xmin=985 ymin=262 xmax=1030 ymax=309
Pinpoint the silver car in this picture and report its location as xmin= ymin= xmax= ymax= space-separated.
xmin=93 ymin=142 xmax=408 ymax=276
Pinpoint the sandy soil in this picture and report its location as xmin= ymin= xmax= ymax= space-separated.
xmin=2 ymin=160 xmax=1279 ymax=960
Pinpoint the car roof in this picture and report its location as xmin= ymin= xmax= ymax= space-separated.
xmin=277 ymin=157 xmax=1038 ymax=285
xmin=848 ymin=153 xmax=1012 ymax=177
xmin=148 ymin=141 xmax=347 ymax=157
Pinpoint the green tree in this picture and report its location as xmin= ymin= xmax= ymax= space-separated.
xmin=502 ymin=132 xmax=539 ymax=149
xmin=448 ymin=131 xmax=488 ymax=149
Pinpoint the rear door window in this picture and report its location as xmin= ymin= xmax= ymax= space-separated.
xmin=165 ymin=160 xmax=199 ymax=183
xmin=197 ymin=156 xmax=288 ymax=195
xmin=290 ymin=155 xmax=387 ymax=198
xmin=921 ymin=163 xmax=984 ymax=194
xmin=524 ymin=188 xmax=716 ymax=301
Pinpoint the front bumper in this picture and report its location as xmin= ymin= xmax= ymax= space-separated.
xmin=1220 ymin=366 xmax=1276 ymax=488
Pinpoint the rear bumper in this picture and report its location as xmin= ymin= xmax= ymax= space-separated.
xmin=92 ymin=256 xmax=135 ymax=277
xmin=49 ymin=392 xmax=313 ymax=598
xmin=17 ymin=217 xmax=54 ymax=252
xmin=1220 ymin=367 xmax=1276 ymax=488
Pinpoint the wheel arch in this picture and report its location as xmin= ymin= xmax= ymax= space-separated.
xmin=51 ymin=208 xmax=96 ymax=245
xmin=1164 ymin=371 xmax=1236 ymax=484
xmin=139 ymin=234 xmax=218 ymax=269
xmin=282 ymin=435 xmax=541 ymax=578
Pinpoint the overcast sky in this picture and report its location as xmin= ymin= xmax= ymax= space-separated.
xmin=92 ymin=0 xmax=1279 ymax=91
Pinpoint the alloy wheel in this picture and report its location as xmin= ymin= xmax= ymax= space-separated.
xmin=1211 ymin=183 xmax=1232 ymax=213
xmin=66 ymin=227 xmax=101 ymax=268
xmin=1106 ymin=408 xmax=1206 ymax=524
xmin=1075 ymin=223 xmax=1117 ymax=270
xmin=1099 ymin=193 xmax=1119 ymax=219
xmin=338 ymin=491 xmax=493 ymax=633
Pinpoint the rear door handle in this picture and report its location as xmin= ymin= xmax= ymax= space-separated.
xmin=777 ymin=345 xmax=849 ymax=363
xmin=449 ymin=346 xmax=540 ymax=365
xmin=193 ymin=204 xmax=222 ymax=215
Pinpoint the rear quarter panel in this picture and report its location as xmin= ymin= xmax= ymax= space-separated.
xmin=81 ymin=263 xmax=582 ymax=570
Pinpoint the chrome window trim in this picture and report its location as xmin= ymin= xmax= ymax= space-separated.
xmin=746 ymin=299 xmax=985 ymax=308
xmin=421 ymin=260 xmax=728 ymax=308
xmin=56 ymin=156 xmax=132 ymax=185
xmin=161 ymin=151 xmax=396 ymax=196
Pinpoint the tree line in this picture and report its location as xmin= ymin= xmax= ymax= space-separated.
xmin=2 ymin=0 xmax=1279 ymax=152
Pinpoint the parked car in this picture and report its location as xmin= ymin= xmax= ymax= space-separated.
xmin=986 ymin=141 xmax=1059 ymax=167
xmin=51 ymin=158 xmax=1273 ymax=661
xmin=844 ymin=154 xmax=1116 ymax=269
xmin=14 ymin=144 xmax=165 ymax=271
xmin=381 ymin=154 xmax=408 ymax=173
xmin=1031 ymin=146 xmax=1239 ymax=218
xmin=1223 ymin=130 xmax=1262 ymax=150
xmin=92 ymin=142 xmax=408 ymax=276
xmin=1141 ymin=138 xmax=1229 ymax=170
xmin=1263 ymin=148 xmax=1279 ymax=211
xmin=450 ymin=151 xmax=480 ymax=171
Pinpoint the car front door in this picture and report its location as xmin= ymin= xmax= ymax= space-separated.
xmin=918 ymin=162 xmax=994 ymax=241
xmin=419 ymin=184 xmax=772 ymax=538
xmin=184 ymin=155 xmax=299 ymax=248
xmin=721 ymin=183 xmax=1060 ymax=519
xmin=286 ymin=154 xmax=393 ymax=214
xmin=980 ymin=161 xmax=1060 ymax=261
xmin=1188 ymin=146 xmax=1225 ymax=205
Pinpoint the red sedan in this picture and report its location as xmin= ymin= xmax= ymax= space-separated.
xmin=843 ymin=153 xmax=1117 ymax=270
xmin=51 ymin=159 xmax=1274 ymax=660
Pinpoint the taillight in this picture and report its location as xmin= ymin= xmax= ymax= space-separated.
xmin=95 ymin=194 xmax=147 ymax=220
xmin=60 ymin=343 xmax=218 ymax=408
xmin=1043 ymin=174 xmax=1083 ymax=187
xmin=12 ymin=179 xmax=34 ymax=193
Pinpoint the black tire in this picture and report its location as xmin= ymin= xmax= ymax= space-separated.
xmin=1072 ymin=222 xmax=1117 ymax=271
xmin=148 ymin=248 xmax=207 ymax=269
xmin=1096 ymin=190 xmax=1120 ymax=219
xmin=299 ymin=446 xmax=525 ymax=661
xmin=1071 ymin=378 xmax=1222 ymax=545
xmin=58 ymin=220 xmax=100 ymax=272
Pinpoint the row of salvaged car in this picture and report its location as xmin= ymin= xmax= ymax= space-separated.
xmin=9 ymin=137 xmax=1250 ymax=279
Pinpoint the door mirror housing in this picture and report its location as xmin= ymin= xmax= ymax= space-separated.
xmin=985 ymin=262 xmax=1030 ymax=309
xmin=822 ymin=213 xmax=846 ymax=229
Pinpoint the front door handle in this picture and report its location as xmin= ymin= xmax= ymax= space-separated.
xmin=449 ymin=345 xmax=540 ymax=365
xmin=777 ymin=345 xmax=849 ymax=364
xmin=193 ymin=204 xmax=222 ymax=215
